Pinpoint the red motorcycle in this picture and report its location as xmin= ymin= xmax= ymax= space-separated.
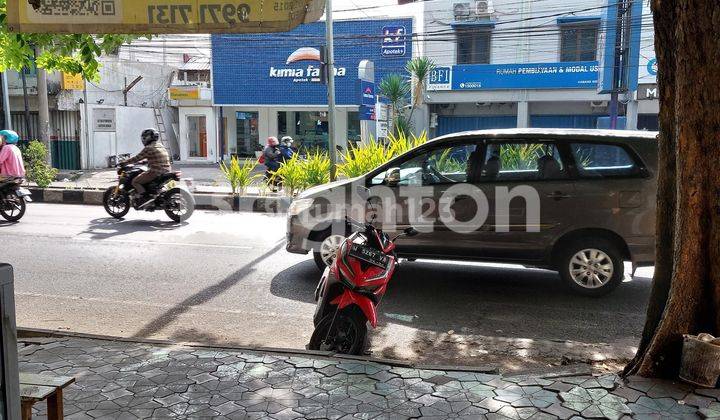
xmin=308 ymin=217 xmax=418 ymax=354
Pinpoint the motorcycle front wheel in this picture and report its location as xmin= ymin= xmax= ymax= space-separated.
xmin=103 ymin=187 xmax=130 ymax=219
xmin=0 ymin=194 xmax=26 ymax=222
xmin=308 ymin=308 xmax=367 ymax=355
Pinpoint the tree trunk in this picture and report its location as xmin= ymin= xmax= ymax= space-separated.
xmin=624 ymin=0 xmax=720 ymax=378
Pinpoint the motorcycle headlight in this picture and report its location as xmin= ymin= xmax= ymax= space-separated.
xmin=288 ymin=198 xmax=314 ymax=217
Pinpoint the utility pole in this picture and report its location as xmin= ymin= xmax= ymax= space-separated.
xmin=20 ymin=69 xmax=32 ymax=139
xmin=0 ymin=72 xmax=11 ymax=130
xmin=324 ymin=0 xmax=338 ymax=181
xmin=35 ymin=47 xmax=51 ymax=163
xmin=609 ymin=0 xmax=633 ymax=129
xmin=123 ymin=75 xmax=143 ymax=106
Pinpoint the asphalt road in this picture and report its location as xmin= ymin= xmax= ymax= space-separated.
xmin=1 ymin=203 xmax=655 ymax=372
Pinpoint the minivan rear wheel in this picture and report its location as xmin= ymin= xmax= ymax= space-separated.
xmin=557 ymin=238 xmax=624 ymax=296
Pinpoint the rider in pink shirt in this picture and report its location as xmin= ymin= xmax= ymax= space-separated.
xmin=0 ymin=130 xmax=26 ymax=178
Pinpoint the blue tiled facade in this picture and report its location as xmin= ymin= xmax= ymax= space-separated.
xmin=212 ymin=18 xmax=413 ymax=106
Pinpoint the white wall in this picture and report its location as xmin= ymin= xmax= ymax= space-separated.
xmin=81 ymin=105 xmax=158 ymax=168
xmin=424 ymin=0 xmax=607 ymax=67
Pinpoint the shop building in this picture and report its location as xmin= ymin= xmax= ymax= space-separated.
xmin=210 ymin=17 xmax=413 ymax=157
xmin=423 ymin=0 xmax=658 ymax=137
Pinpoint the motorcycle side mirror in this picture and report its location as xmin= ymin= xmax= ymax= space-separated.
xmin=384 ymin=167 xmax=401 ymax=187
xmin=355 ymin=184 xmax=370 ymax=200
xmin=404 ymin=227 xmax=419 ymax=237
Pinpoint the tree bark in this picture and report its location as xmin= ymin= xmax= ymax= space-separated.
xmin=624 ymin=0 xmax=720 ymax=378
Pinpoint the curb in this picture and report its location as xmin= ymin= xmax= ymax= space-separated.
xmin=17 ymin=327 xmax=499 ymax=374
xmin=28 ymin=187 xmax=291 ymax=214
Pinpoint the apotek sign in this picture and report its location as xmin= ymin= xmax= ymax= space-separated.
xmin=6 ymin=0 xmax=325 ymax=34
xmin=381 ymin=26 xmax=407 ymax=57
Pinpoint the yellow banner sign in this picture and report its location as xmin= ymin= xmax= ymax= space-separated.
xmin=61 ymin=73 xmax=85 ymax=90
xmin=169 ymin=86 xmax=201 ymax=100
xmin=6 ymin=0 xmax=324 ymax=33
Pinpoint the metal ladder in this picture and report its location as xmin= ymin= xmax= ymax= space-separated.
xmin=153 ymin=107 xmax=174 ymax=161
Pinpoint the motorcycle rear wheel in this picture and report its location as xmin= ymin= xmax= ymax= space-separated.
xmin=164 ymin=188 xmax=194 ymax=223
xmin=0 ymin=194 xmax=26 ymax=222
xmin=103 ymin=187 xmax=130 ymax=219
xmin=308 ymin=308 xmax=367 ymax=355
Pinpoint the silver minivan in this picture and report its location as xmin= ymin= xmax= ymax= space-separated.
xmin=286 ymin=128 xmax=658 ymax=296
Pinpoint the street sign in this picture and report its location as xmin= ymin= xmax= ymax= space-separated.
xmin=169 ymin=86 xmax=200 ymax=100
xmin=61 ymin=73 xmax=85 ymax=90
xmin=93 ymin=108 xmax=116 ymax=132
xmin=6 ymin=0 xmax=325 ymax=34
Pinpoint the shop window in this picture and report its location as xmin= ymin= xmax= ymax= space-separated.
xmin=347 ymin=111 xmax=361 ymax=147
xmin=235 ymin=111 xmax=259 ymax=157
xmin=456 ymin=28 xmax=491 ymax=64
xmin=560 ymin=23 xmax=598 ymax=61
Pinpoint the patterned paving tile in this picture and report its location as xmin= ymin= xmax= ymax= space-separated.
xmin=559 ymin=386 xmax=632 ymax=420
xmin=627 ymin=396 xmax=698 ymax=419
xmin=16 ymin=337 xmax=715 ymax=420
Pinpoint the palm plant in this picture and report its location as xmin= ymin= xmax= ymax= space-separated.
xmin=220 ymin=156 xmax=259 ymax=195
xmin=378 ymin=73 xmax=410 ymax=136
xmin=405 ymin=57 xmax=436 ymax=123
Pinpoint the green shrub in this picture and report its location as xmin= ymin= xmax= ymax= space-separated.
xmin=388 ymin=131 xmax=427 ymax=158
xmin=220 ymin=156 xmax=258 ymax=195
xmin=500 ymin=143 xmax=544 ymax=170
xmin=303 ymin=150 xmax=331 ymax=187
xmin=272 ymin=154 xmax=306 ymax=196
xmin=22 ymin=140 xmax=57 ymax=188
xmin=338 ymin=137 xmax=393 ymax=178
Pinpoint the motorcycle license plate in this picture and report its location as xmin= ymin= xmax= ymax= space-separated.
xmin=349 ymin=243 xmax=389 ymax=268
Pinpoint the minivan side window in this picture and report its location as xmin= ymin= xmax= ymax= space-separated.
xmin=371 ymin=144 xmax=477 ymax=186
xmin=570 ymin=143 xmax=639 ymax=178
xmin=480 ymin=142 xmax=567 ymax=182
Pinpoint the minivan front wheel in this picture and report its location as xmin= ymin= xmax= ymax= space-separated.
xmin=557 ymin=239 xmax=623 ymax=296
xmin=313 ymin=234 xmax=346 ymax=271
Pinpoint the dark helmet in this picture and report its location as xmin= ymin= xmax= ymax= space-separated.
xmin=141 ymin=128 xmax=160 ymax=146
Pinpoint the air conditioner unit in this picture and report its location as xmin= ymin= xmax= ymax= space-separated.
xmin=453 ymin=2 xmax=471 ymax=19
xmin=475 ymin=0 xmax=489 ymax=15
xmin=590 ymin=100 xmax=608 ymax=108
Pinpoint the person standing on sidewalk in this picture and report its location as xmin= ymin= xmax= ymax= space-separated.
xmin=0 ymin=130 xmax=26 ymax=179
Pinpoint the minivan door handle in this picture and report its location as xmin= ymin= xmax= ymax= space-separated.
xmin=546 ymin=191 xmax=571 ymax=201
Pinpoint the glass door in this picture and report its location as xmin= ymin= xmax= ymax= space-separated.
xmin=236 ymin=111 xmax=259 ymax=157
xmin=187 ymin=115 xmax=208 ymax=158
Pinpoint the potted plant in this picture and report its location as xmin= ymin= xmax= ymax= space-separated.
xmin=220 ymin=156 xmax=259 ymax=210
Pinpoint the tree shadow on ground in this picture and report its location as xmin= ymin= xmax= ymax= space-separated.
xmin=168 ymin=328 xmax=263 ymax=349
xmin=132 ymin=241 xmax=285 ymax=339
xmin=80 ymin=217 xmax=188 ymax=240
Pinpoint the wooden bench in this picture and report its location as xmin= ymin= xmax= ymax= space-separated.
xmin=19 ymin=373 xmax=75 ymax=420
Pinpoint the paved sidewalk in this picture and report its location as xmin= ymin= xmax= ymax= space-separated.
xmin=17 ymin=336 xmax=720 ymax=419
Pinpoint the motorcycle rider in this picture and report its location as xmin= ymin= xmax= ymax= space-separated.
xmin=0 ymin=130 xmax=26 ymax=180
xmin=279 ymin=136 xmax=295 ymax=163
xmin=121 ymin=128 xmax=171 ymax=206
